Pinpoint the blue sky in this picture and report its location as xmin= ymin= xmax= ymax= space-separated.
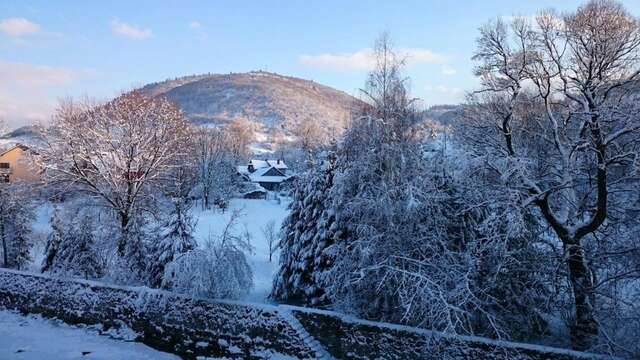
xmin=1 ymin=0 xmax=640 ymax=128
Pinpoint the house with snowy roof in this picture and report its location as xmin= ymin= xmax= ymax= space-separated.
xmin=237 ymin=159 xmax=293 ymax=191
xmin=0 ymin=143 xmax=39 ymax=183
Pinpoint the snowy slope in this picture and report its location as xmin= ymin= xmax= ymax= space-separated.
xmin=0 ymin=310 xmax=178 ymax=360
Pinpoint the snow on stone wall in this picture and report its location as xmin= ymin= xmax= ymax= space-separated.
xmin=288 ymin=307 xmax=613 ymax=360
xmin=0 ymin=269 xmax=315 ymax=359
xmin=0 ymin=269 xmax=612 ymax=359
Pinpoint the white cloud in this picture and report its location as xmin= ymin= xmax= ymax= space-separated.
xmin=403 ymin=48 xmax=447 ymax=63
xmin=299 ymin=47 xmax=447 ymax=71
xmin=0 ymin=17 xmax=40 ymax=37
xmin=299 ymin=49 xmax=374 ymax=71
xmin=110 ymin=19 xmax=152 ymax=40
xmin=0 ymin=59 xmax=91 ymax=128
xmin=441 ymin=66 xmax=457 ymax=76
xmin=426 ymin=85 xmax=464 ymax=95
xmin=189 ymin=21 xmax=201 ymax=29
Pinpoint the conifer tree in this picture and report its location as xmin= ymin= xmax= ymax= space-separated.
xmin=71 ymin=216 xmax=102 ymax=279
xmin=149 ymin=167 xmax=198 ymax=288
xmin=271 ymin=149 xmax=336 ymax=305
xmin=55 ymin=215 xmax=102 ymax=279
xmin=0 ymin=184 xmax=33 ymax=270
xmin=150 ymin=195 xmax=197 ymax=287
xmin=41 ymin=206 xmax=64 ymax=273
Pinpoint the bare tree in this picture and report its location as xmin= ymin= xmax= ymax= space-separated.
xmin=261 ymin=219 xmax=277 ymax=262
xmin=225 ymin=116 xmax=254 ymax=160
xmin=466 ymin=0 xmax=640 ymax=350
xmin=39 ymin=91 xmax=192 ymax=256
xmin=193 ymin=127 xmax=238 ymax=210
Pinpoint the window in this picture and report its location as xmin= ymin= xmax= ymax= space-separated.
xmin=0 ymin=163 xmax=9 ymax=169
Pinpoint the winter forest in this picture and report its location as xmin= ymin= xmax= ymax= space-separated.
xmin=1 ymin=0 xmax=640 ymax=359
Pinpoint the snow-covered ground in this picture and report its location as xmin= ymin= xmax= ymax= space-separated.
xmin=192 ymin=197 xmax=291 ymax=302
xmin=28 ymin=197 xmax=291 ymax=303
xmin=0 ymin=310 xmax=179 ymax=360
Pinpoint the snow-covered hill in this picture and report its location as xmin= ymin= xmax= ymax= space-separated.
xmin=0 ymin=125 xmax=44 ymax=149
xmin=140 ymin=71 xmax=361 ymax=141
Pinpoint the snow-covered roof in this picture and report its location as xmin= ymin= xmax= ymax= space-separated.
xmin=0 ymin=143 xmax=31 ymax=158
xmin=248 ymin=166 xmax=287 ymax=183
xmin=237 ymin=160 xmax=291 ymax=183
xmin=238 ymin=159 xmax=288 ymax=176
xmin=268 ymin=160 xmax=287 ymax=169
xmin=247 ymin=159 xmax=288 ymax=170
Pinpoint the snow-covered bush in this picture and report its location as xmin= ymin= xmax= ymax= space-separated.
xmin=163 ymin=209 xmax=253 ymax=299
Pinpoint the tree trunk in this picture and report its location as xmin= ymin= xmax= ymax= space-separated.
xmin=565 ymin=242 xmax=598 ymax=351
xmin=117 ymin=212 xmax=130 ymax=257
xmin=203 ymin=189 xmax=210 ymax=210
xmin=535 ymin=196 xmax=600 ymax=351
xmin=1 ymin=219 xmax=7 ymax=268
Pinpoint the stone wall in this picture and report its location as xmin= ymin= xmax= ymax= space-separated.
xmin=0 ymin=269 xmax=611 ymax=360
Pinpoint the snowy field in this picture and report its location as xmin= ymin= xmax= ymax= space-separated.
xmin=0 ymin=310 xmax=179 ymax=360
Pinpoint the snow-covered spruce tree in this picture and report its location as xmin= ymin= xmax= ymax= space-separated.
xmin=70 ymin=216 xmax=102 ymax=279
xmin=0 ymin=183 xmax=34 ymax=270
xmin=41 ymin=206 xmax=64 ymax=273
xmin=149 ymin=167 xmax=198 ymax=288
xmin=323 ymin=33 xmax=428 ymax=320
xmin=271 ymin=147 xmax=337 ymax=306
xmin=53 ymin=215 xmax=102 ymax=279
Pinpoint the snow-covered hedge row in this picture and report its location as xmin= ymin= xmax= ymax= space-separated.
xmin=0 ymin=269 xmax=610 ymax=359
xmin=0 ymin=269 xmax=316 ymax=359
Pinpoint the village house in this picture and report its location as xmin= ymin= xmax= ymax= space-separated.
xmin=237 ymin=159 xmax=293 ymax=192
xmin=0 ymin=144 xmax=39 ymax=183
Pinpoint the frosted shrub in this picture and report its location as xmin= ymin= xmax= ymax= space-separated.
xmin=163 ymin=209 xmax=253 ymax=299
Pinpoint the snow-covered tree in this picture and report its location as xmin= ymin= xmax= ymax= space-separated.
xmin=261 ymin=219 xmax=277 ymax=263
xmin=0 ymin=183 xmax=33 ymax=270
xmin=70 ymin=216 xmax=102 ymax=279
xmin=271 ymin=148 xmax=337 ymax=306
xmin=53 ymin=215 xmax=102 ymax=279
xmin=193 ymin=127 xmax=240 ymax=210
xmin=41 ymin=206 xmax=64 ymax=273
xmin=323 ymin=33 xmax=426 ymax=319
xmin=149 ymin=167 xmax=198 ymax=288
xmin=379 ymin=152 xmax=553 ymax=340
xmin=163 ymin=208 xmax=253 ymax=299
xmin=465 ymin=1 xmax=640 ymax=349
xmin=38 ymin=92 xmax=192 ymax=256
xmin=225 ymin=116 xmax=254 ymax=160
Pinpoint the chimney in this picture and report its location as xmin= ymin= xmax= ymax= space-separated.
xmin=248 ymin=161 xmax=255 ymax=173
